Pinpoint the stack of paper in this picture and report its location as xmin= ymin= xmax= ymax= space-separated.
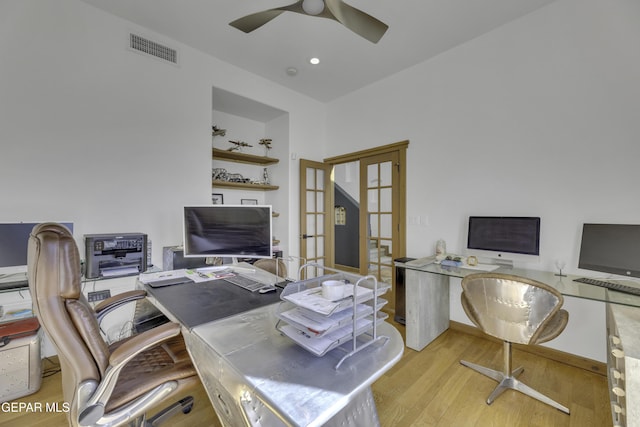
xmin=280 ymin=318 xmax=374 ymax=356
xmin=282 ymin=286 xmax=373 ymax=316
xmin=279 ymin=304 xmax=371 ymax=337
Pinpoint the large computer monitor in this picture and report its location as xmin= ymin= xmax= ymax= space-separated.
xmin=183 ymin=205 xmax=272 ymax=259
xmin=465 ymin=216 xmax=540 ymax=263
xmin=0 ymin=222 xmax=74 ymax=268
xmin=578 ymin=223 xmax=640 ymax=279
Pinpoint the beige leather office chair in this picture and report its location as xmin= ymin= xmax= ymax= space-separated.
xmin=459 ymin=273 xmax=570 ymax=414
xmin=27 ymin=223 xmax=199 ymax=426
xmin=253 ymin=258 xmax=288 ymax=279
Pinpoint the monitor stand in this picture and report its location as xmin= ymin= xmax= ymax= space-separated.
xmin=492 ymin=258 xmax=514 ymax=268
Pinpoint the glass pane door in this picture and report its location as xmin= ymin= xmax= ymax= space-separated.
xmin=360 ymin=153 xmax=398 ymax=289
xmin=299 ymin=159 xmax=332 ymax=279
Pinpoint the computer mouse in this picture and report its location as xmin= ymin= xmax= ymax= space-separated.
xmin=258 ymin=286 xmax=276 ymax=294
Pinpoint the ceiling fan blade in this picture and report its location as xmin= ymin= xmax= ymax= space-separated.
xmin=229 ymin=1 xmax=305 ymax=33
xmin=325 ymin=0 xmax=388 ymax=43
xmin=229 ymin=9 xmax=286 ymax=33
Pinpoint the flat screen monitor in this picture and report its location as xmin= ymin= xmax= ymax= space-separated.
xmin=467 ymin=216 xmax=540 ymax=256
xmin=578 ymin=223 xmax=640 ymax=279
xmin=183 ymin=205 xmax=272 ymax=259
xmin=0 ymin=222 xmax=74 ymax=268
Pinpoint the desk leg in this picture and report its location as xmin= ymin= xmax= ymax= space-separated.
xmin=405 ymin=269 xmax=450 ymax=351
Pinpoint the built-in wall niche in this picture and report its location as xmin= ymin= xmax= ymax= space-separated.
xmin=211 ymin=86 xmax=290 ymax=258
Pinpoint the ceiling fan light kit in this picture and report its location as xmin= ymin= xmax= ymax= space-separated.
xmin=302 ymin=0 xmax=325 ymax=15
xmin=229 ymin=0 xmax=388 ymax=44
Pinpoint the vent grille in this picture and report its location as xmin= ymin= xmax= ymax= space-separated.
xmin=129 ymin=33 xmax=178 ymax=64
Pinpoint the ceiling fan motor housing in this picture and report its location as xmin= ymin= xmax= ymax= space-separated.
xmin=302 ymin=0 xmax=325 ymax=15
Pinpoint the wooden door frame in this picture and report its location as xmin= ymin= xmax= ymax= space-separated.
xmin=323 ymin=141 xmax=408 ymax=311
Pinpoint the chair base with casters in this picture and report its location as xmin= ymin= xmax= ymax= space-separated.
xmin=460 ymin=341 xmax=570 ymax=414
xmin=132 ymin=396 xmax=194 ymax=427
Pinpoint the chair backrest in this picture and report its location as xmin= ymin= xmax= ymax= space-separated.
xmin=27 ymin=223 xmax=110 ymax=424
xmin=460 ymin=273 xmax=564 ymax=345
xmin=253 ymin=258 xmax=288 ymax=278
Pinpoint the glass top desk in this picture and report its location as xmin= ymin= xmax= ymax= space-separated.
xmin=143 ymin=264 xmax=404 ymax=427
xmin=396 ymin=260 xmax=640 ymax=351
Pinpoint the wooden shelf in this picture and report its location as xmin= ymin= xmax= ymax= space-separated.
xmin=213 ymin=148 xmax=279 ymax=165
xmin=212 ymin=180 xmax=279 ymax=191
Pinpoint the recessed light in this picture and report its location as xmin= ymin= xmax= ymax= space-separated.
xmin=309 ymin=57 xmax=320 ymax=65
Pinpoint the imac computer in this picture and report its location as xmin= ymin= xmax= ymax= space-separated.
xmin=183 ymin=205 xmax=272 ymax=261
xmin=465 ymin=216 xmax=540 ymax=266
xmin=577 ymin=223 xmax=640 ymax=279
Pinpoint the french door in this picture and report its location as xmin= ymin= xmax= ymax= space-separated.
xmin=300 ymin=141 xmax=407 ymax=312
xmin=299 ymin=159 xmax=332 ymax=279
xmin=360 ymin=152 xmax=400 ymax=294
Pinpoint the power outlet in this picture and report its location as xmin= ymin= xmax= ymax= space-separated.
xmin=88 ymin=290 xmax=111 ymax=303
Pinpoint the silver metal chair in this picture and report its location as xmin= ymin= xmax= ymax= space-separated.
xmin=459 ymin=273 xmax=570 ymax=414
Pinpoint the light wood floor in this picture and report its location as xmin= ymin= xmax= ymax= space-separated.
xmin=2 ymin=322 xmax=610 ymax=427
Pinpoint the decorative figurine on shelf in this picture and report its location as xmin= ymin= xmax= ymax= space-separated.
xmin=212 ymin=168 xmax=228 ymax=181
xmin=212 ymin=125 xmax=226 ymax=137
xmin=259 ymin=138 xmax=272 ymax=156
xmin=262 ymin=167 xmax=270 ymax=185
xmin=227 ymin=140 xmax=252 ymax=152
xmin=227 ymin=173 xmax=250 ymax=183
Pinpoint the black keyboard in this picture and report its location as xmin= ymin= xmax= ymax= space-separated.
xmin=147 ymin=277 xmax=193 ymax=288
xmin=224 ymin=275 xmax=267 ymax=292
xmin=574 ymin=277 xmax=640 ymax=297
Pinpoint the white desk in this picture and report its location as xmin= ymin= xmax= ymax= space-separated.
xmin=143 ymin=264 xmax=404 ymax=427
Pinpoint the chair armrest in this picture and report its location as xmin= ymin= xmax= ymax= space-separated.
xmin=109 ymin=321 xmax=180 ymax=366
xmin=94 ymin=290 xmax=147 ymax=323
xmin=78 ymin=322 xmax=183 ymax=425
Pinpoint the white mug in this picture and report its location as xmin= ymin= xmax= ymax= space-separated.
xmin=322 ymin=280 xmax=346 ymax=300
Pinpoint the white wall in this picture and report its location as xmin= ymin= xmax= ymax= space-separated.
xmin=323 ymin=0 xmax=640 ymax=361
xmin=0 ymin=0 xmax=325 ymax=269
xmin=0 ymin=0 xmax=325 ymax=353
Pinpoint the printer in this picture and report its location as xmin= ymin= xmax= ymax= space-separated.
xmin=85 ymin=233 xmax=147 ymax=279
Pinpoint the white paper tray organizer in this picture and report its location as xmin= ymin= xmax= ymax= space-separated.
xmin=276 ymin=263 xmax=390 ymax=369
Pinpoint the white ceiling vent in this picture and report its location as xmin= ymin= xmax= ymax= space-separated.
xmin=129 ymin=33 xmax=178 ymax=65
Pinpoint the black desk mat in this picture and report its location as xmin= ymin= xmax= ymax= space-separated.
xmin=145 ymin=279 xmax=282 ymax=329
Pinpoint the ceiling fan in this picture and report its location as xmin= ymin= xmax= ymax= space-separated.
xmin=229 ymin=0 xmax=389 ymax=44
